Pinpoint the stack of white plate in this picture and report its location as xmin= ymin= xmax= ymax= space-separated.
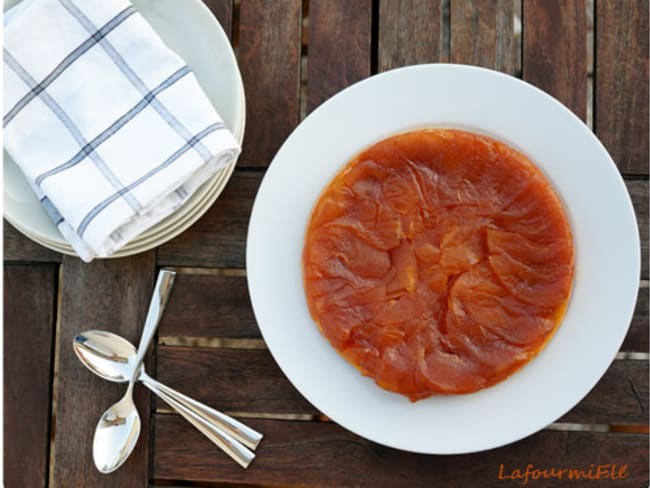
xmin=3 ymin=0 xmax=245 ymax=258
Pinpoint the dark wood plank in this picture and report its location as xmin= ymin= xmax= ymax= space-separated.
xmin=51 ymin=254 xmax=156 ymax=488
xmin=627 ymin=179 xmax=649 ymax=279
xmin=4 ymin=264 xmax=57 ymax=488
xmin=202 ymin=0 xmax=233 ymax=40
xmin=450 ymin=0 xmax=517 ymax=73
xmin=158 ymin=273 xmax=259 ymax=338
xmin=622 ymin=285 xmax=649 ymax=352
xmin=157 ymin=171 xmax=262 ymax=268
xmin=378 ymin=0 xmax=445 ymax=71
xmin=156 ymin=346 xmax=315 ymax=413
xmin=157 ymin=343 xmax=646 ymax=425
xmin=237 ymin=0 xmax=302 ymax=166
xmin=559 ymin=360 xmax=648 ymax=424
xmin=523 ymin=0 xmax=587 ymax=120
xmin=596 ymin=0 xmax=649 ymax=175
xmin=307 ymin=0 xmax=372 ymax=112
xmin=4 ymin=220 xmax=62 ymax=263
xmin=154 ymin=417 xmax=649 ymax=486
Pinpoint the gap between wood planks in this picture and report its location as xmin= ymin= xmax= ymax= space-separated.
xmin=47 ymin=264 xmax=64 ymax=487
xmin=587 ymin=0 xmax=594 ymax=129
xmin=231 ymin=0 xmax=240 ymax=54
xmin=151 ymin=407 xmax=649 ymax=436
xmin=299 ymin=0 xmax=308 ymax=120
xmin=151 ymin=403 xmax=650 ymax=435
xmin=155 ymin=409 xmax=314 ymax=421
xmin=158 ymin=336 xmax=266 ymax=349
xmin=157 ymin=337 xmax=650 ymax=363
xmin=167 ymin=268 xmax=649 ymax=284
xmin=167 ymin=267 xmax=247 ymax=277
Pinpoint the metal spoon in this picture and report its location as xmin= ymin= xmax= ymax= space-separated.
xmin=92 ymin=269 xmax=176 ymax=473
xmin=74 ymin=330 xmax=261 ymax=466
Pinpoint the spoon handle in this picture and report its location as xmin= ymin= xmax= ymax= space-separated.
xmin=149 ymin=381 xmax=255 ymax=468
xmin=140 ymin=371 xmax=262 ymax=450
xmin=132 ymin=269 xmax=176 ymax=380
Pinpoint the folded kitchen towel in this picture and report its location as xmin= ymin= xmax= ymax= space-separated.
xmin=3 ymin=0 xmax=240 ymax=261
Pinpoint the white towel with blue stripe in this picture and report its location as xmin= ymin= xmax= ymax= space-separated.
xmin=3 ymin=0 xmax=241 ymax=261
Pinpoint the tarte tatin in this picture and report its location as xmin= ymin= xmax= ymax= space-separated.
xmin=302 ymin=129 xmax=574 ymax=401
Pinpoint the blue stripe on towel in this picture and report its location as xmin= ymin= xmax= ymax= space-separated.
xmin=77 ymin=122 xmax=226 ymax=236
xmin=3 ymin=5 xmax=136 ymax=126
xmin=34 ymin=66 xmax=191 ymax=185
xmin=59 ymin=0 xmax=215 ymax=163
xmin=3 ymin=49 xmax=141 ymax=212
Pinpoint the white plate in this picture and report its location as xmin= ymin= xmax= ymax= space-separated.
xmin=247 ymin=64 xmax=640 ymax=454
xmin=3 ymin=0 xmax=245 ymax=258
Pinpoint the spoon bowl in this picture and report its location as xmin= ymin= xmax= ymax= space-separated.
xmin=93 ymin=389 xmax=140 ymax=473
xmin=74 ymin=331 xmax=136 ymax=383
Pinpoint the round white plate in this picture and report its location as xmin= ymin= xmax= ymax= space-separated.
xmin=247 ymin=64 xmax=640 ymax=454
xmin=3 ymin=0 xmax=245 ymax=258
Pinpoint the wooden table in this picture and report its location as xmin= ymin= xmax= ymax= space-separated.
xmin=4 ymin=1 xmax=649 ymax=486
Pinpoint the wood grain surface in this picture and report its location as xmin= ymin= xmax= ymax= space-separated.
xmin=558 ymin=360 xmax=648 ymax=425
xmin=623 ymin=286 xmax=649 ymax=353
xmin=157 ymin=171 xmax=262 ymax=268
xmin=450 ymin=0 xmax=518 ymax=73
xmin=4 ymin=265 xmax=57 ymax=488
xmin=4 ymin=221 xmax=62 ymax=263
xmin=307 ymin=0 xmax=372 ymax=112
xmin=154 ymin=417 xmax=649 ymax=486
xmin=523 ymin=0 xmax=587 ymax=120
xmin=627 ymin=180 xmax=649 ymax=279
xmin=202 ymin=0 xmax=233 ymax=40
xmin=49 ymin=254 xmax=156 ymax=488
xmin=595 ymin=0 xmax=649 ymax=175
xmin=378 ymin=0 xmax=446 ymax=71
xmin=158 ymin=273 xmax=258 ymax=338
xmin=237 ymin=0 xmax=302 ymax=166
xmin=155 ymin=346 xmax=315 ymax=413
